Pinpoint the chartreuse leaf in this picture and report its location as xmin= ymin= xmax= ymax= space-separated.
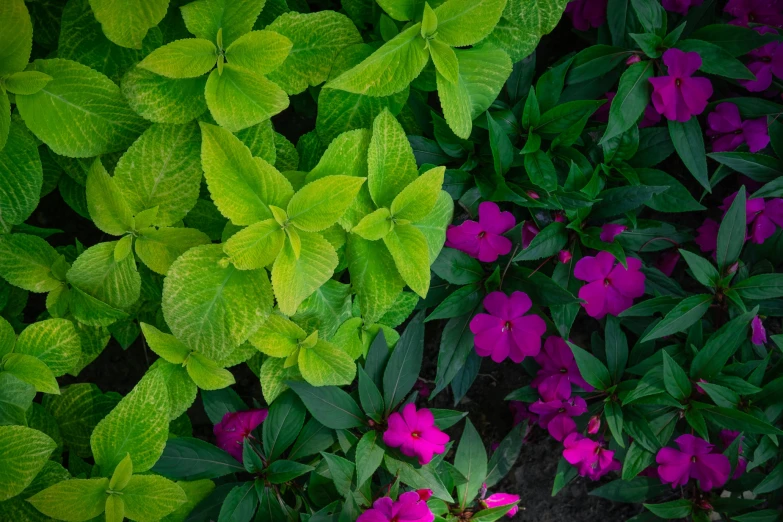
xmin=391 ymin=166 xmax=445 ymax=222
xmin=105 ymin=495 xmax=124 ymax=522
xmin=271 ymin=230 xmax=338 ymax=316
xmin=15 ymin=318 xmax=81 ymax=377
xmin=0 ymin=0 xmax=32 ymax=77
xmin=383 ymin=224 xmax=431 ymax=297
xmin=109 ymin=453 xmax=133 ymax=491
xmin=224 ymin=220 xmax=285 ymax=270
xmin=86 ymin=159 xmax=133 ymax=236
xmin=140 ymin=323 xmax=189 ymax=364
xmin=454 ymin=419 xmax=488 ymax=509
xmin=347 ymin=236 xmax=405 ymax=323
xmin=138 ymin=38 xmax=217 ymax=78
xmin=0 ymin=425 xmax=55 ymax=501
xmin=486 ymin=0 xmax=566 ymax=61
xmin=0 ymin=123 xmax=43 ymax=230
xmin=121 ymin=67 xmax=208 ymax=124
xmin=2 ymin=70 xmax=52 ymax=95
xmin=90 ymin=368 xmax=170 ymax=475
xmin=429 ymin=39 xmax=459 ymax=84
xmin=88 ymin=0 xmax=169 ymax=49
xmin=224 ymin=30 xmax=292 ymax=75
xmin=122 ymin=475 xmax=187 ymax=521
xmin=2 ymin=353 xmax=59 ymax=394
xmin=248 ymin=312 xmax=306 ymax=357
xmin=180 ymin=0 xmax=264 ymax=46
xmin=368 ymin=109 xmax=420 ymax=208
xmin=200 ymin=123 xmax=294 ymax=226
xmin=0 ymin=233 xmax=64 ymax=293
xmin=67 ymin=240 xmax=141 ymax=314
xmin=134 ymin=227 xmax=211 ymax=275
xmin=186 ymin=353 xmax=235 ymax=390
xmin=16 ymin=59 xmax=148 ymax=158
xmin=436 ymin=68 xmax=472 ymax=139
xmin=27 ymin=477 xmax=109 ymax=521
xmin=353 ymin=208 xmax=393 ymax=240
xmin=327 ymin=23 xmax=429 ymax=97
xmin=287 ymin=176 xmax=367 ymax=232
xmin=433 ymin=0 xmax=507 ymax=47
xmin=299 ymin=338 xmax=357 ymax=386
xmin=162 ymin=244 xmax=273 ymax=360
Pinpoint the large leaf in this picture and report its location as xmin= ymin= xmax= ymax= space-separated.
xmin=367 ymin=109 xmax=420 ymax=208
xmin=27 ymin=477 xmax=109 ymax=521
xmin=180 ymin=0 xmax=264 ymax=47
xmin=224 ymin=30 xmax=292 ymax=75
xmin=454 ymin=419 xmax=488 ymax=509
xmin=485 ymin=0 xmax=568 ymax=62
xmin=152 ymin=437 xmax=243 ymax=480
xmin=434 ymin=0 xmax=507 ymax=47
xmin=66 ymin=240 xmax=141 ymax=312
xmin=15 ymin=318 xmax=81 ymax=376
xmin=383 ymin=313 xmax=424 ymax=412
xmin=383 ymin=224 xmax=431 ymax=298
xmin=89 ymin=0 xmax=169 ymax=49
xmin=121 ymin=67 xmax=208 ymax=124
xmin=137 ymin=38 xmax=217 ymax=78
xmin=287 ymin=176 xmax=367 ymax=232
xmin=0 ymin=425 xmax=56 ymax=501
xmin=0 ymin=233 xmax=62 ymax=292
xmin=0 ymin=0 xmax=32 ymax=77
xmin=347 ymin=236 xmax=405 ymax=324
xmin=0 ymin=123 xmax=43 ymax=231
xmin=205 ymin=65 xmax=289 ymax=132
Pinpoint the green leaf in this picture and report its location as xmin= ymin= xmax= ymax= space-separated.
xmin=287 ymin=175 xmax=367 ymax=232
xmin=485 ymin=423 xmax=523 ymax=487
xmin=200 ymin=123 xmax=294 ymax=226
xmin=186 ymin=353 xmax=235 ymax=391
xmin=327 ymin=23 xmax=428 ymax=97
xmin=224 ymin=30 xmax=292 ymax=75
xmin=708 ymin=151 xmax=783 ymax=182
xmin=2 ymin=353 xmax=59 ymax=394
xmin=523 ymin=149 xmax=557 ymax=192
xmin=485 ymin=0 xmax=568 ymax=62
xmin=265 ymin=459 xmax=314 ymax=484
xmin=180 ymin=0 xmax=264 ymax=46
xmin=514 ymin=221 xmax=567 ymax=261
xmin=205 ymin=65 xmax=289 ymax=132
xmin=224 ymin=220 xmax=285 ymax=270
xmin=88 ymin=0 xmax=169 ymax=49
xmin=668 ymin=118 xmax=710 ymax=192
xmin=644 ymin=499 xmax=692 ymax=519
xmin=299 ymin=339 xmax=356 ymax=386
xmin=152 ymin=437 xmax=243 ymax=480
xmin=288 ymin=418 xmax=335 ymax=461
xmin=90 ymin=369 xmax=170 ymax=475
xmin=753 ymin=462 xmax=783 ymax=495
xmin=0 ymin=123 xmax=43 ymax=230
xmin=138 ymin=38 xmax=217 ymax=78
xmin=352 ymin=208 xmax=393 ymax=240
xmin=383 ymin=313 xmax=424 ymax=412
xmin=0 ymin=373 xmax=35 ymax=427
xmin=433 ymin=0 xmax=506 ymax=47
xmin=590 ymin=185 xmax=668 ymax=219
xmin=640 ymin=294 xmax=713 ymax=342
xmin=367 ymin=109 xmax=420 ymax=208
xmin=605 ymin=315 xmax=628 ymax=383
xmin=637 ymin=168 xmax=705 ymax=212
xmin=676 ymin=39 xmax=755 ymax=80
xmin=320 ymin=453 xmax=354 ymax=495
xmin=733 ymin=274 xmax=783 ymax=300
xmin=678 ymin=250 xmax=719 ymax=288
xmin=662 ymin=351 xmax=691 ymax=401
xmin=568 ymin=341 xmax=611 ymax=390
xmin=120 ymin=67 xmax=208 ymax=124
xmin=355 ymin=431 xmax=384 ymax=487
xmin=16 ymin=59 xmax=148 ymax=158
xmin=413 ymin=189 xmax=451 ymax=264
xmin=271 ymin=230 xmax=338 ymax=316
xmin=162 ymin=244 xmax=272 ymax=360
xmin=268 ymin=11 xmax=362 ymax=95
xmin=716 ymin=186 xmax=746 ymax=273
xmin=123 ymin=475 xmax=187 ymax=521
xmin=383 ymin=224 xmax=431 ymax=298
xmin=2 ymin=70 xmax=53 ymax=95
xmin=454 ymin=419 xmax=487 ymax=509
xmin=391 ymin=166 xmax=445 ymax=222
xmin=0 ymin=234 xmax=63 ymax=293
xmin=691 ymin=308 xmax=756 ymax=379
xmin=109 ymin=453 xmax=133 ymax=491
xmin=86 ymin=159 xmax=133 ymax=236
xmin=433 ymin=313 xmax=476 ymax=397
xmin=262 ymin=390 xmax=305 ymax=461
xmin=432 ymin=249 xmax=483 ymax=285
xmin=0 ymin=0 xmax=32 ymax=76
xmin=701 ymin=407 xmax=783 ymax=436
xmin=691 ymin=24 xmax=775 ymax=56
xmin=67 ymin=240 xmax=141 ymax=312
xmin=0 ymin=90 xmax=8 ymax=153
xmin=358 ymin=365 xmax=384 ymax=422
xmin=27 ymin=477 xmax=109 ymax=521
xmin=698 ymin=382 xmax=739 ymax=408
xmin=601 ymin=60 xmax=654 ymax=143
xmin=347 ymin=236 xmax=405 ymax=323
xmin=286 ymin=381 xmax=365 ymax=429
xmin=429 ymin=39 xmax=458 ymax=84
xmin=0 ymin=426 xmax=54 ymax=504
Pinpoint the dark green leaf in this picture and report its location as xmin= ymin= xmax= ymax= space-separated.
xmin=640 ymin=294 xmax=712 ymax=342
xmin=716 ymin=186 xmax=746 ymax=273
xmin=568 ymin=341 xmax=611 ymax=390
xmin=432 ymin=249 xmax=484 ymax=285
xmin=601 ymin=60 xmax=655 ymax=142
xmin=262 ymin=390 xmax=305 ymax=462
xmin=287 ymin=381 xmax=365 ymax=429
xmin=152 ymin=437 xmax=244 ymax=480
xmin=383 ymin=312 xmax=424 ymax=413
xmin=669 ymin=118 xmax=710 ymax=192
xmin=662 ymin=351 xmax=691 ymax=401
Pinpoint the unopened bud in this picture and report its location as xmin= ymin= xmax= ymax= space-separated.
xmin=728 ymin=261 xmax=739 ymax=274
xmin=697 ymin=500 xmax=713 ymax=511
xmin=558 ymin=250 xmax=572 ymax=264
xmin=626 ymin=54 xmax=641 ymax=65
xmin=527 ymin=190 xmax=540 ymax=200
xmin=553 ymin=212 xmax=565 ymax=223
xmin=416 ymin=489 xmax=433 ymax=501
xmin=587 ymin=415 xmax=601 ymax=434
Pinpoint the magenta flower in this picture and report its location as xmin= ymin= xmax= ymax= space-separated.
xmin=649 ymin=49 xmax=713 ymax=122
xmin=213 ymin=409 xmax=268 ymax=461
xmin=565 ymin=0 xmax=607 ymax=30
xmin=739 ymin=29 xmax=783 ymax=92
xmin=752 ymin=316 xmax=767 ymax=345
xmin=639 ymin=104 xmax=663 ymax=128
xmin=469 ymin=291 xmax=547 ymax=363
xmin=656 ymin=250 xmax=681 ymax=276
xmin=574 ymin=252 xmax=646 ymax=319
xmin=532 ymin=337 xmax=593 ymax=401
xmin=383 ymin=404 xmax=449 ymax=465
xmin=357 ymin=491 xmax=434 ymax=522
xmin=662 ymin=0 xmax=703 ymax=15
xmin=522 ymin=222 xmax=540 ymax=249
xmin=600 ymin=223 xmax=627 ymax=243
xmin=707 ymin=103 xmax=770 ymax=152
xmin=563 ymin=433 xmax=621 ymax=480
xmin=446 ymin=202 xmax=515 ymax=263
xmin=528 ymin=396 xmax=587 ymax=441
xmin=720 ymin=430 xmax=748 ymax=479
xmin=509 ymin=401 xmax=538 ymax=427
xmin=483 ymin=493 xmax=520 ymax=518
xmin=558 ymin=250 xmax=573 ymax=264
xmin=721 ymin=192 xmax=783 ymax=244
xmin=726 ymin=0 xmax=783 ymax=27
xmin=414 ymin=379 xmax=431 ymax=398
xmin=695 ymin=218 xmax=720 ymax=253
xmin=656 ymin=434 xmax=731 ymax=491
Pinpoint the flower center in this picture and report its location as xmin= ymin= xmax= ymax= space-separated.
xmin=411 ymin=431 xmax=421 ymax=439
xmin=691 ymin=456 xmax=697 ymax=463
xmin=749 ymin=13 xmax=755 ymax=22
xmin=503 ymin=321 xmax=513 ymax=332
xmin=558 ymin=408 xmax=566 ymax=413
xmin=603 ymin=278 xmax=610 ymax=287
xmin=675 ymin=79 xmax=682 ymax=87
xmin=762 ymin=56 xmax=771 ymax=63
xmin=477 ymin=231 xmax=486 ymax=239
xmin=560 ymin=368 xmax=568 ymax=374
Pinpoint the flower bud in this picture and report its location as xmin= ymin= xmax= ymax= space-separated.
xmin=416 ymin=489 xmax=433 ymax=501
xmin=558 ymin=250 xmax=572 ymax=264
xmin=625 ymin=54 xmax=641 ymax=65
xmin=526 ymin=190 xmax=540 ymax=200
xmin=728 ymin=261 xmax=739 ymax=274
xmin=587 ymin=415 xmax=601 ymax=435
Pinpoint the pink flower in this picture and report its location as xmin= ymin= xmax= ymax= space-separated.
xmin=639 ymin=104 xmax=663 ymax=128
xmin=558 ymin=250 xmax=573 ymax=264
xmin=383 ymin=404 xmax=449 ymax=465
xmin=720 ymin=430 xmax=748 ymax=479
xmin=509 ymin=401 xmax=538 ymax=427
xmin=725 ymin=0 xmax=783 ymax=27
xmin=721 ymin=192 xmax=783 ymax=244
xmin=656 ymin=434 xmax=731 ymax=491
xmin=600 ymin=223 xmax=627 ymax=242
xmin=649 ymin=49 xmax=713 ymax=122
xmin=565 ymin=0 xmax=608 ymax=30
xmin=522 ymin=222 xmax=540 ymax=249
xmin=483 ymin=493 xmax=520 ymax=518
xmin=213 ymin=409 xmax=268 ymax=461
xmin=739 ymin=30 xmax=783 ymax=92
xmin=707 ymin=103 xmax=770 ymax=152
xmin=446 ymin=202 xmax=515 ymax=263
xmin=626 ymin=54 xmax=642 ymax=65
xmin=695 ymin=218 xmax=720 ymax=253
xmin=563 ymin=433 xmax=622 ymax=480
xmin=469 ymin=291 xmax=547 ymax=363
xmin=416 ymin=489 xmax=433 ymax=501
xmin=656 ymin=250 xmax=680 ymax=276
xmin=752 ymin=316 xmax=767 ymax=345
xmin=662 ymin=0 xmax=703 ymax=14
xmin=357 ymin=491 xmax=434 ymax=522
xmin=532 ymin=337 xmax=593 ymax=401
xmin=587 ymin=415 xmax=601 ymax=435
xmin=529 ymin=396 xmax=587 ymax=441
xmin=574 ymin=252 xmax=646 ymax=319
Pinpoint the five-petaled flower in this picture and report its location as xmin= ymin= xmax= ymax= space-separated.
xmin=649 ymin=49 xmax=713 ymax=122
xmin=707 ymin=103 xmax=770 ymax=152
xmin=563 ymin=432 xmax=621 ymax=480
xmin=565 ymin=0 xmax=608 ymax=30
xmin=725 ymin=0 xmax=783 ymax=27
xmin=446 ymin=202 xmax=515 ymax=263
xmin=529 ymin=396 xmax=588 ymax=441
xmin=574 ymin=252 xmax=646 ymax=319
xmin=482 ymin=493 xmax=520 ymax=518
xmin=721 ymin=191 xmax=783 ymax=244
xmin=383 ymin=404 xmax=449 ymax=465
xmin=214 ymin=409 xmax=268 ymax=461
xmin=357 ymin=491 xmax=434 ymax=522
xmin=656 ymin=434 xmax=731 ymax=491
xmin=600 ymin=223 xmax=627 ymax=243
xmin=470 ymin=291 xmax=547 ymax=363
xmin=532 ymin=337 xmax=593 ymax=401
xmin=739 ymin=28 xmax=783 ymax=92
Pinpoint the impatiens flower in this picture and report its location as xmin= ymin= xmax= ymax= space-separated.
xmin=662 ymin=0 xmax=703 ymax=15
xmin=383 ymin=404 xmax=449 ymax=465
xmin=563 ymin=433 xmax=621 ymax=480
xmin=522 ymin=222 xmax=540 ymax=249
xmin=532 ymin=337 xmax=593 ymax=401
xmin=695 ymin=218 xmax=720 ymax=253
xmin=446 ymin=202 xmax=515 ymax=262
xmin=600 ymin=223 xmax=627 ymax=242
xmin=656 ymin=250 xmax=680 ymax=276
xmin=752 ymin=316 xmax=767 ymax=345
xmin=529 ymin=396 xmax=588 ymax=441
xmin=639 ymin=103 xmax=662 ymax=128
xmin=357 ymin=491 xmax=434 ymax=522
xmin=565 ymin=0 xmax=608 ymax=30
xmin=482 ymin=493 xmax=520 ymax=518
xmin=707 ymin=103 xmax=770 ymax=152
xmin=725 ymin=0 xmax=783 ymax=27
xmin=470 ymin=291 xmax=547 ymax=363
xmin=721 ymin=192 xmax=783 ymax=244
xmin=214 ymin=409 xmax=268 ymax=461
xmin=720 ymin=430 xmax=748 ymax=479
xmin=574 ymin=252 xmax=646 ymax=319
xmin=656 ymin=434 xmax=731 ymax=491
xmin=649 ymin=49 xmax=713 ymax=122
xmin=509 ymin=401 xmax=538 ymax=427
xmin=739 ymin=29 xmax=783 ymax=92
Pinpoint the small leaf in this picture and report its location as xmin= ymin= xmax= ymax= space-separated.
xmin=138 ymin=38 xmax=217 ymax=78
xmin=568 ymin=342 xmax=611 ymax=390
